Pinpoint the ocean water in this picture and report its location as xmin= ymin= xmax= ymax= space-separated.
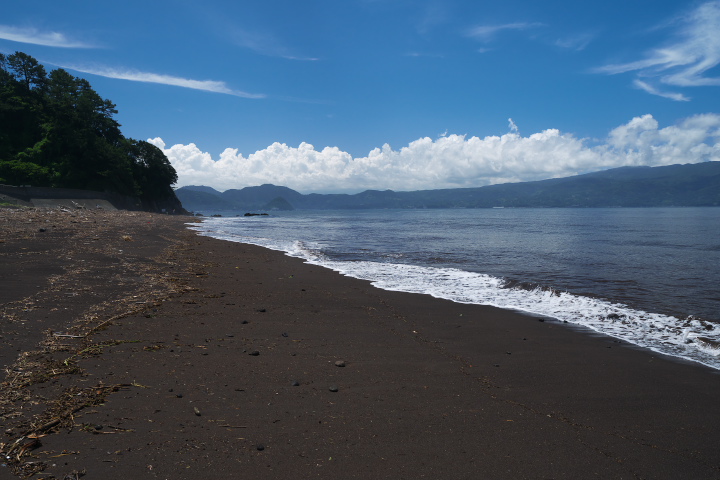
xmin=188 ymin=208 xmax=720 ymax=370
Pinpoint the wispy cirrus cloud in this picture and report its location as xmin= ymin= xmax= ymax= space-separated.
xmin=230 ymin=27 xmax=319 ymax=61
xmin=466 ymin=22 xmax=545 ymax=41
xmin=554 ymin=32 xmax=595 ymax=51
xmin=634 ymin=79 xmax=689 ymax=102
xmin=595 ymin=1 xmax=720 ymax=101
xmin=0 ymin=25 xmax=94 ymax=48
xmin=64 ymin=65 xmax=266 ymax=99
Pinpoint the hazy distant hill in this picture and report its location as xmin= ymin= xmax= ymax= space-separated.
xmin=175 ymin=186 xmax=234 ymax=211
xmin=175 ymin=162 xmax=720 ymax=213
xmin=182 ymin=185 xmax=223 ymax=196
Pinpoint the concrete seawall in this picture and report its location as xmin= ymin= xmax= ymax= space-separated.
xmin=0 ymin=185 xmax=140 ymax=210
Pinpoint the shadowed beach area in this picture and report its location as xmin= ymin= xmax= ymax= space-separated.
xmin=2 ymin=208 xmax=720 ymax=479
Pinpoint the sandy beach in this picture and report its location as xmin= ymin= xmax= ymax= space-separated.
xmin=2 ymin=207 xmax=720 ymax=479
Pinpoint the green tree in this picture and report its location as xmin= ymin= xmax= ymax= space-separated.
xmin=0 ymin=52 xmax=46 ymax=160
xmin=6 ymin=52 xmax=47 ymax=92
xmin=0 ymin=52 xmax=182 ymax=212
xmin=127 ymin=139 xmax=178 ymax=201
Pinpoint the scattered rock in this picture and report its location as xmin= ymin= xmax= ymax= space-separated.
xmin=538 ymin=318 xmax=545 ymax=322
xmin=256 ymin=444 xmax=265 ymax=451
xmin=176 ymin=393 xmax=183 ymax=398
xmin=334 ymin=360 xmax=346 ymax=367
xmin=193 ymin=407 xmax=201 ymax=416
xmin=291 ymin=380 xmax=300 ymax=386
xmin=249 ymin=350 xmax=260 ymax=356
xmin=256 ymin=308 xmax=267 ymax=313
xmin=329 ymin=385 xmax=339 ymax=392
xmin=281 ymin=332 xmax=289 ymax=337
xmin=38 ymin=228 xmax=46 ymax=232
xmin=241 ymin=320 xmax=249 ymax=324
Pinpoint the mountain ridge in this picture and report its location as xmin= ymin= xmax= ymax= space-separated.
xmin=175 ymin=162 xmax=720 ymax=213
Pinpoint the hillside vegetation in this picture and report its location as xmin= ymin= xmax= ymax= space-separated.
xmin=0 ymin=52 xmax=180 ymax=210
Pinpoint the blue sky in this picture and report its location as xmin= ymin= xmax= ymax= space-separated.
xmin=2 ymin=0 xmax=720 ymax=193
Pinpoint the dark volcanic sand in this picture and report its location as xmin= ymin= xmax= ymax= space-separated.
xmin=2 ymin=208 xmax=720 ymax=479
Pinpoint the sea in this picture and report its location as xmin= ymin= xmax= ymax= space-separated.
xmin=188 ymin=207 xmax=720 ymax=371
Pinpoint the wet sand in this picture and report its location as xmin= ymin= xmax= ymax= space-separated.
xmin=2 ymin=207 xmax=720 ymax=479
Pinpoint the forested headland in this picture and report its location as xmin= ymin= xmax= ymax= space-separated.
xmin=0 ymin=52 xmax=182 ymax=211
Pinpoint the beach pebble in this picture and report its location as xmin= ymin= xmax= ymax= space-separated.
xmin=256 ymin=308 xmax=267 ymax=313
xmin=329 ymin=385 xmax=339 ymax=392
xmin=241 ymin=320 xmax=249 ymax=324
xmin=281 ymin=332 xmax=289 ymax=337
xmin=256 ymin=444 xmax=265 ymax=451
xmin=291 ymin=380 xmax=300 ymax=386
xmin=194 ymin=407 xmax=201 ymax=416
xmin=538 ymin=318 xmax=545 ymax=322
xmin=249 ymin=350 xmax=260 ymax=356
xmin=334 ymin=360 xmax=346 ymax=367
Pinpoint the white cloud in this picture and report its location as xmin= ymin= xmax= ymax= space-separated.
xmin=230 ymin=27 xmax=318 ymax=61
xmin=554 ymin=33 xmax=594 ymax=51
xmin=596 ymin=1 xmax=720 ymax=99
xmin=152 ymin=114 xmax=720 ymax=193
xmin=64 ymin=65 xmax=265 ymax=99
xmin=633 ymin=79 xmax=690 ymax=102
xmin=466 ymin=22 xmax=544 ymax=41
xmin=0 ymin=25 xmax=94 ymax=48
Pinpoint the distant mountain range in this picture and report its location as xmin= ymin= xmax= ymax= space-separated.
xmin=175 ymin=162 xmax=720 ymax=213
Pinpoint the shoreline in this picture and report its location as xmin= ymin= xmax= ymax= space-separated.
xmin=191 ymin=214 xmax=720 ymax=372
xmin=2 ymin=209 xmax=720 ymax=479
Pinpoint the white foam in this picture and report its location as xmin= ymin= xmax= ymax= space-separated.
xmin=189 ymin=219 xmax=720 ymax=371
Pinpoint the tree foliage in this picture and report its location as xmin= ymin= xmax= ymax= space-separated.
xmin=0 ymin=51 xmax=178 ymax=204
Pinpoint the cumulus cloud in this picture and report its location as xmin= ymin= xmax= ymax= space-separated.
xmin=63 ymin=65 xmax=265 ymax=98
xmin=596 ymin=1 xmax=720 ymax=100
xmin=152 ymin=114 xmax=720 ymax=193
xmin=0 ymin=25 xmax=94 ymax=48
